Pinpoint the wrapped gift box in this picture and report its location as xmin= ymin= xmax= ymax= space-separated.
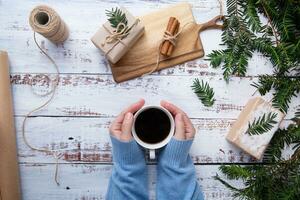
xmin=226 ymin=97 xmax=285 ymax=160
xmin=91 ymin=7 xmax=145 ymax=64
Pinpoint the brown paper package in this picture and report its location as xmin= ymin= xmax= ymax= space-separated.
xmin=226 ymin=97 xmax=285 ymax=160
xmin=0 ymin=51 xmax=21 ymax=200
xmin=91 ymin=7 xmax=145 ymax=64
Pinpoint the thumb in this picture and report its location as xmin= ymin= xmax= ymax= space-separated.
xmin=121 ymin=112 xmax=134 ymax=141
xmin=174 ymin=113 xmax=185 ymax=140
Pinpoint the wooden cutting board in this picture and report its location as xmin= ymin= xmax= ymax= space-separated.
xmin=110 ymin=3 xmax=223 ymax=83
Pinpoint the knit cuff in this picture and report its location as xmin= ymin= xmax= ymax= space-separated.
xmin=110 ymin=136 xmax=145 ymax=164
xmin=159 ymin=137 xmax=194 ymax=165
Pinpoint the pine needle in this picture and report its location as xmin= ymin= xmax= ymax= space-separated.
xmin=105 ymin=7 xmax=128 ymax=31
xmin=191 ymin=79 xmax=215 ymax=107
xmin=247 ymin=112 xmax=278 ymax=135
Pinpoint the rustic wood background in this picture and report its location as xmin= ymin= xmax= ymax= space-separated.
xmin=1 ymin=0 xmax=299 ymax=199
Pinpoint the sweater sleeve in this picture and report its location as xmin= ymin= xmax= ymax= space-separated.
xmin=156 ymin=138 xmax=204 ymax=200
xmin=106 ymin=136 xmax=149 ymax=200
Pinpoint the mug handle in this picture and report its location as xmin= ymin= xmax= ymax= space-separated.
xmin=149 ymin=149 xmax=155 ymax=160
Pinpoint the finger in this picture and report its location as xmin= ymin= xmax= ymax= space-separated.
xmin=183 ymin=115 xmax=196 ymax=139
xmin=160 ymin=100 xmax=186 ymax=116
xmin=109 ymin=119 xmax=122 ymax=138
xmin=121 ymin=99 xmax=145 ymax=115
xmin=120 ymin=112 xmax=134 ymax=141
xmin=109 ymin=114 xmax=125 ymax=137
xmin=110 ymin=99 xmax=145 ymax=137
xmin=174 ymin=113 xmax=185 ymax=140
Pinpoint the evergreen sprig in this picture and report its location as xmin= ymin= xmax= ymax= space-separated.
xmin=207 ymin=0 xmax=300 ymax=113
xmin=191 ymin=79 xmax=215 ymax=107
xmin=105 ymin=7 xmax=128 ymax=31
xmin=247 ymin=112 xmax=278 ymax=135
xmin=252 ymin=76 xmax=300 ymax=113
xmin=216 ymin=160 xmax=300 ymax=200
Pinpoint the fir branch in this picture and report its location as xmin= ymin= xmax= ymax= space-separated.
xmin=191 ymin=79 xmax=215 ymax=107
xmin=280 ymin=7 xmax=296 ymax=41
xmin=244 ymin=0 xmax=262 ymax=32
xmin=263 ymin=128 xmax=289 ymax=162
xmin=247 ymin=112 xmax=278 ymax=135
xmin=105 ymin=7 xmax=128 ymax=31
xmin=207 ymin=0 xmax=257 ymax=82
xmin=208 ymin=0 xmax=300 ymax=114
xmin=253 ymin=76 xmax=300 ymax=113
xmin=260 ymin=0 xmax=279 ymax=46
xmin=214 ymin=174 xmax=241 ymax=192
xmin=251 ymin=75 xmax=275 ymax=95
xmin=271 ymin=78 xmax=300 ymax=113
xmin=219 ymin=165 xmax=252 ymax=180
xmin=206 ymin=50 xmax=224 ymax=68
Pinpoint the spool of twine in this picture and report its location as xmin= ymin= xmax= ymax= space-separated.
xmin=29 ymin=5 xmax=69 ymax=43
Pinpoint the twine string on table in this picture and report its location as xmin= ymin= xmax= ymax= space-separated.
xmin=22 ymin=32 xmax=60 ymax=185
xmin=22 ymin=32 xmax=76 ymax=185
xmin=143 ymin=0 xmax=224 ymax=76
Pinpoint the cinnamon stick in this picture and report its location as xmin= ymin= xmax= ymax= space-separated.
xmin=160 ymin=17 xmax=175 ymax=55
xmin=166 ymin=21 xmax=180 ymax=56
xmin=160 ymin=17 xmax=180 ymax=56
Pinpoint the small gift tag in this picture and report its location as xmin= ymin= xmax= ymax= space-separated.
xmin=91 ymin=7 xmax=145 ymax=64
xmin=226 ymin=97 xmax=285 ymax=160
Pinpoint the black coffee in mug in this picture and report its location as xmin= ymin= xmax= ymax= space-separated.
xmin=134 ymin=108 xmax=171 ymax=144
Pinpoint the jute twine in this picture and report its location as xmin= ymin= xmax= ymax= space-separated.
xmin=143 ymin=0 xmax=224 ymax=76
xmin=29 ymin=5 xmax=69 ymax=43
xmin=23 ymin=6 xmax=73 ymax=185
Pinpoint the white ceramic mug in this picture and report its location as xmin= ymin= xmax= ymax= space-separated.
xmin=132 ymin=105 xmax=175 ymax=159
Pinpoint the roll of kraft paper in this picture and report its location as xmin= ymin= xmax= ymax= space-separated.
xmin=29 ymin=5 xmax=69 ymax=43
xmin=0 ymin=51 xmax=21 ymax=200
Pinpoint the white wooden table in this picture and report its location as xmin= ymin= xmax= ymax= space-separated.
xmin=1 ymin=0 xmax=299 ymax=199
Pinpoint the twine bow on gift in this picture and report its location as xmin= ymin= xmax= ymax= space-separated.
xmin=101 ymin=19 xmax=140 ymax=55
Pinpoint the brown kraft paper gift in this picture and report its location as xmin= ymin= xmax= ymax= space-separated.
xmin=0 ymin=50 xmax=21 ymax=200
xmin=226 ymin=97 xmax=285 ymax=160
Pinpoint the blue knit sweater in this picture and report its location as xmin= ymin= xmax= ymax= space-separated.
xmin=106 ymin=136 xmax=204 ymax=200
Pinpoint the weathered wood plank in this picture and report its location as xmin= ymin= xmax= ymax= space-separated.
xmin=16 ymin=116 xmax=294 ymax=164
xmin=1 ymin=0 xmax=292 ymax=199
xmin=0 ymin=0 xmax=273 ymax=75
xmin=20 ymin=164 xmax=241 ymax=200
xmin=11 ymin=74 xmax=299 ymax=119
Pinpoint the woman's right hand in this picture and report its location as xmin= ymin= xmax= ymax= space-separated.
xmin=160 ymin=100 xmax=196 ymax=140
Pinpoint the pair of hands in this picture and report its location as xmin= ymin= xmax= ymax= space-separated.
xmin=109 ymin=99 xmax=196 ymax=142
